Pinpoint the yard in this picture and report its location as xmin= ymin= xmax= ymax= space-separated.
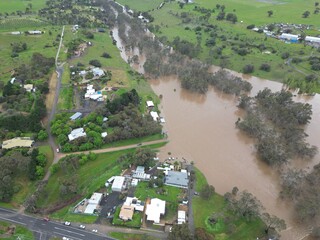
xmin=193 ymin=168 xmax=266 ymax=239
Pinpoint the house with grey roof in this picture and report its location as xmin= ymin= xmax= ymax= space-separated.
xmin=165 ymin=170 xmax=189 ymax=189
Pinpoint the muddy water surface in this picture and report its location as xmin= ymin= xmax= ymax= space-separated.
xmin=149 ymin=76 xmax=320 ymax=240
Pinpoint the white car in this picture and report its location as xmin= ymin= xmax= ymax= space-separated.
xmin=79 ymin=225 xmax=85 ymax=229
xmin=62 ymin=237 xmax=70 ymax=240
xmin=92 ymin=229 xmax=98 ymax=233
xmin=64 ymin=221 xmax=71 ymax=226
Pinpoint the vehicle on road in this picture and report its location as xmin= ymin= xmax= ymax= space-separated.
xmin=194 ymin=192 xmax=199 ymax=196
xmin=43 ymin=217 xmax=50 ymax=222
xmin=64 ymin=221 xmax=71 ymax=226
xmin=79 ymin=224 xmax=85 ymax=229
xmin=92 ymin=229 xmax=98 ymax=233
xmin=62 ymin=237 xmax=70 ymax=240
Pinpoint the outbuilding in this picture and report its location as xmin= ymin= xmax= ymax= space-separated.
xmin=111 ymin=176 xmax=125 ymax=192
xmin=70 ymin=112 xmax=82 ymax=121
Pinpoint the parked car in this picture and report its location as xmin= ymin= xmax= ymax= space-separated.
xmin=79 ymin=225 xmax=85 ymax=229
xmin=64 ymin=221 xmax=71 ymax=226
xmin=194 ymin=192 xmax=199 ymax=196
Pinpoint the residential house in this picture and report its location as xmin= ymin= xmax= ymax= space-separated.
xmin=124 ymin=197 xmax=144 ymax=212
xmin=177 ymin=210 xmax=186 ymax=224
xmin=132 ymin=166 xmax=151 ymax=180
xmin=84 ymin=192 xmax=103 ymax=214
xmin=119 ymin=205 xmax=134 ymax=221
xmin=150 ymin=111 xmax=159 ymax=122
xmin=68 ymin=128 xmax=86 ymax=141
xmin=23 ymin=84 xmax=34 ymax=92
xmin=146 ymin=100 xmax=154 ymax=108
xmin=92 ymin=68 xmax=105 ymax=77
xmin=165 ymin=170 xmax=189 ymax=189
xmin=146 ymin=198 xmax=166 ymax=224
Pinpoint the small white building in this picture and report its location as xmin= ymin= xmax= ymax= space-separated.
xmin=177 ymin=210 xmax=186 ymax=224
xmin=146 ymin=198 xmax=166 ymax=224
xmin=101 ymin=132 xmax=108 ymax=138
xmin=124 ymin=197 xmax=144 ymax=211
xmin=305 ymin=36 xmax=320 ymax=43
xmin=111 ymin=176 xmax=125 ymax=192
xmin=146 ymin=100 xmax=154 ymax=108
xmin=150 ymin=111 xmax=159 ymax=122
xmin=68 ymin=128 xmax=86 ymax=141
xmin=131 ymin=178 xmax=139 ymax=186
xmin=23 ymin=84 xmax=34 ymax=92
xmin=28 ymin=30 xmax=42 ymax=35
xmin=70 ymin=112 xmax=82 ymax=121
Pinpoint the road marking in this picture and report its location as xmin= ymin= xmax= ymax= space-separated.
xmin=53 ymin=231 xmax=83 ymax=240
xmin=54 ymin=227 xmax=85 ymax=236
xmin=0 ymin=216 xmax=26 ymax=225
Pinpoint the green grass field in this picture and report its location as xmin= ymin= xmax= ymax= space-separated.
xmin=193 ymin=168 xmax=266 ymax=239
xmin=117 ymin=0 xmax=320 ymax=91
xmin=0 ymin=0 xmax=45 ymax=13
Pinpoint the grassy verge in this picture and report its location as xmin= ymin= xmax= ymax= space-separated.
xmin=57 ymin=86 xmax=73 ymax=110
xmin=101 ymin=134 xmax=164 ymax=148
xmin=0 ymin=221 xmax=34 ymax=240
xmin=109 ymin=232 xmax=160 ymax=240
xmin=50 ymin=206 xmax=98 ymax=224
xmin=193 ymin=168 xmax=266 ymax=239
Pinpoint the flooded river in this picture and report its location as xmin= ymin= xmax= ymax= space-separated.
xmin=112 ymin=24 xmax=320 ymax=239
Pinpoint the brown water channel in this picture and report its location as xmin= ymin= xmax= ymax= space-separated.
xmin=112 ymin=26 xmax=320 ymax=239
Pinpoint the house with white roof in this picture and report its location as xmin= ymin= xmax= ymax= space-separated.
xmin=70 ymin=112 xmax=82 ymax=121
xmin=145 ymin=198 xmax=166 ymax=224
xmin=84 ymin=192 xmax=103 ymax=214
xmin=92 ymin=68 xmax=105 ymax=77
xmin=150 ymin=111 xmax=159 ymax=122
xmin=68 ymin=128 xmax=86 ymax=141
xmin=146 ymin=101 xmax=154 ymax=108
xmin=124 ymin=197 xmax=144 ymax=211
xmin=177 ymin=210 xmax=186 ymax=224
xmin=23 ymin=84 xmax=34 ymax=92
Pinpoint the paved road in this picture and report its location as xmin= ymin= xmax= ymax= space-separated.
xmin=0 ymin=207 xmax=110 ymax=240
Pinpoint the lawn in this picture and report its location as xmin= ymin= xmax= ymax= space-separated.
xmin=0 ymin=0 xmax=46 ymax=13
xmin=193 ymin=168 xmax=266 ymax=240
xmin=0 ymin=221 xmax=34 ymax=240
xmin=135 ymin=182 xmax=182 ymax=203
xmin=109 ymin=232 xmax=160 ymax=240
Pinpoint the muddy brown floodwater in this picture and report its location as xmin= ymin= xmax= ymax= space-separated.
xmin=111 ymin=24 xmax=320 ymax=239
xmin=149 ymin=76 xmax=320 ymax=240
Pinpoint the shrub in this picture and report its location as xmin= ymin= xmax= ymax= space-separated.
xmin=89 ymin=59 xmax=101 ymax=67
xmin=260 ymin=63 xmax=271 ymax=72
xmin=281 ymin=52 xmax=290 ymax=59
xmin=243 ymin=64 xmax=254 ymax=74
